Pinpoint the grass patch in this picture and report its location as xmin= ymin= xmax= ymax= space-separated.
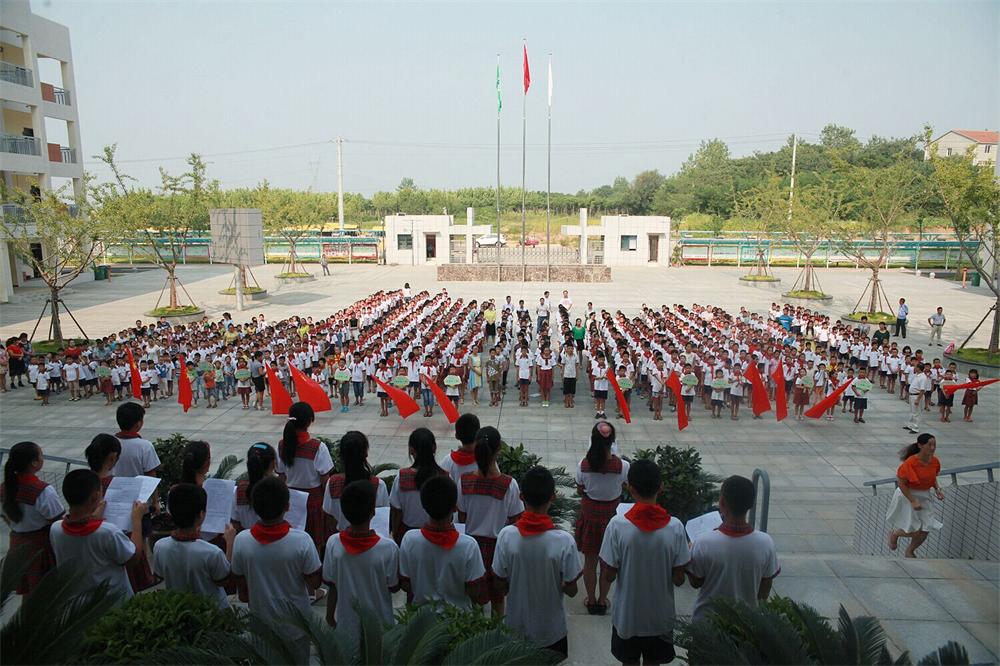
xmin=31 ymin=338 xmax=93 ymax=354
xmin=147 ymin=305 xmax=204 ymax=317
xmin=783 ymin=290 xmax=830 ymax=300
xmin=218 ymin=286 xmax=266 ymax=295
xmin=277 ymin=272 xmax=313 ymax=279
xmin=739 ymin=274 xmax=780 ymax=282
xmin=842 ymin=311 xmax=895 ymax=324
xmin=949 ymin=347 xmax=1000 ymax=366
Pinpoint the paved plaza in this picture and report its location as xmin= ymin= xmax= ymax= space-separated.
xmin=1 ymin=263 xmax=997 ymax=662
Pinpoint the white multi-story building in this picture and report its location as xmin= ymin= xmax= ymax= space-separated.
xmin=0 ymin=0 xmax=84 ymax=302
xmin=926 ymin=129 xmax=997 ymax=167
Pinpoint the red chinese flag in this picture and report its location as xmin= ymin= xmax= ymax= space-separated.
xmin=607 ymin=368 xmax=631 ymax=424
xmin=125 ymin=347 xmax=142 ymax=399
xmin=744 ymin=363 xmax=771 ymax=417
xmin=771 ymin=363 xmax=788 ymax=422
xmin=289 ymin=364 xmax=332 ymax=413
xmin=177 ymin=354 xmax=192 ymax=413
xmin=665 ymin=371 xmax=688 ymax=431
xmin=374 ymin=376 xmax=420 ymax=419
xmin=942 ymin=377 xmax=999 ymax=396
xmin=266 ymin=364 xmax=293 ymax=415
xmin=805 ymin=380 xmax=853 ymax=419
xmin=422 ymin=373 xmax=458 ymax=423
xmin=523 ymin=43 xmax=531 ymax=93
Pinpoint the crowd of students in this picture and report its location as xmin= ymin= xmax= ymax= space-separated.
xmin=0 ymin=291 xmax=985 ymax=438
xmin=2 ymin=404 xmax=785 ymax=664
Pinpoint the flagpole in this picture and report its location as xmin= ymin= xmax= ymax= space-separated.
xmin=546 ymin=53 xmax=552 ymax=282
xmin=496 ymin=53 xmax=502 ymax=283
xmin=521 ymin=40 xmax=527 ymax=282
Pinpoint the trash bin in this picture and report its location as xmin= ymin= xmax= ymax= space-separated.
xmin=970 ymin=271 xmax=981 ymax=287
xmin=93 ymin=265 xmax=109 ymax=280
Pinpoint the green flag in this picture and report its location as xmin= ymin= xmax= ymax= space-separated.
xmin=496 ymin=57 xmax=502 ymax=113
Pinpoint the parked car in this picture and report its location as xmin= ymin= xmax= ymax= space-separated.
xmin=475 ymin=233 xmax=507 ymax=248
xmin=522 ymin=237 xmax=540 ymax=247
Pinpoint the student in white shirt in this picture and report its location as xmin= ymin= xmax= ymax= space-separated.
xmin=560 ymin=343 xmax=579 ymax=408
xmin=389 ymin=428 xmax=448 ymax=542
xmin=50 ymin=469 xmax=145 ymax=604
xmin=113 ymin=403 xmax=161 ymax=477
xmin=599 ymin=459 xmax=690 ymax=666
xmin=323 ymin=479 xmax=399 ymax=639
xmin=278 ymin=402 xmax=335 ymax=552
xmin=399 ymin=475 xmax=485 ymax=608
xmin=494 ymin=467 xmax=582 ymax=658
xmin=154 ymin=483 xmax=234 ymax=608
xmin=63 ymin=359 xmax=82 ymax=401
xmin=441 ymin=413 xmax=480 ymax=485
xmin=231 ymin=477 xmax=323 ymax=660
xmin=686 ymin=475 xmax=779 ymax=623
xmin=323 ymin=431 xmax=389 ymax=532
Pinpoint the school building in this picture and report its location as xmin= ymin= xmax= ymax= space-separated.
xmin=383 ymin=209 xmax=492 ymax=266
xmin=0 ymin=0 xmax=84 ymax=303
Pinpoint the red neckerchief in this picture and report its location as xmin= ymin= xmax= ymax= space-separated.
xmin=625 ymin=503 xmax=671 ymax=532
xmin=18 ymin=473 xmax=42 ymax=486
xmin=116 ymin=431 xmax=141 ymax=440
xmin=718 ymin=522 xmax=754 ymax=537
xmin=450 ymin=449 xmax=476 ymax=466
xmin=171 ymin=529 xmax=201 ymax=542
xmin=296 ymin=430 xmax=311 ymax=444
xmin=515 ymin=512 xmax=556 ymax=537
xmin=340 ymin=529 xmax=380 ymax=555
xmin=61 ymin=518 xmax=103 ymax=536
xmin=250 ymin=521 xmax=290 ymax=544
xmin=420 ymin=523 xmax=460 ymax=550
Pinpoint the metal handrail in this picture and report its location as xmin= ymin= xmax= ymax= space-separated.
xmin=0 ymin=61 xmax=33 ymax=87
xmin=748 ymin=468 xmax=770 ymax=532
xmin=863 ymin=461 xmax=998 ymax=496
xmin=0 ymin=133 xmax=41 ymax=156
xmin=0 ymin=448 xmax=88 ymax=478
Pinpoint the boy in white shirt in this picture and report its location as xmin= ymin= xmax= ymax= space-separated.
xmin=63 ymin=358 xmax=82 ymax=401
xmin=400 ymin=475 xmax=485 ymax=608
xmin=154 ymin=483 xmax=234 ymax=608
xmin=440 ymin=413 xmax=480 ymax=486
xmin=686 ymin=475 xmax=779 ymax=623
xmin=493 ymin=467 xmax=582 ymax=659
xmin=599 ymin=459 xmax=690 ymax=666
xmin=323 ymin=480 xmax=399 ymax=638
xmin=113 ymin=403 xmax=161 ymax=477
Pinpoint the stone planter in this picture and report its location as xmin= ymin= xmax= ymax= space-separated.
xmin=218 ymin=288 xmax=268 ymax=301
xmin=943 ymin=351 xmax=1000 ymax=379
xmin=275 ymin=275 xmax=316 ymax=286
xmin=739 ymin=276 xmax=781 ymax=290
xmin=143 ymin=309 xmax=206 ymax=325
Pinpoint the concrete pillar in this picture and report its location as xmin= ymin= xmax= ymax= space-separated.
xmin=466 ymin=207 xmax=474 ymax=264
xmin=579 ymin=208 xmax=588 ymax=266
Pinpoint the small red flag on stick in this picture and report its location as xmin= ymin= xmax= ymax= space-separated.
xmin=177 ymin=354 xmax=192 ymax=413
xmin=422 ymin=373 xmax=458 ymax=423
xmin=266 ymin=364 xmax=293 ymax=415
xmin=744 ymin=363 xmax=772 ymax=417
xmin=607 ymin=368 xmax=631 ymax=424
xmin=772 ymin=363 xmax=788 ymax=422
xmin=374 ymin=377 xmax=420 ymax=419
xmin=125 ymin=347 xmax=142 ymax=399
xmin=805 ymin=380 xmax=853 ymax=419
xmin=664 ymin=371 xmax=689 ymax=431
xmin=942 ymin=377 xmax=999 ymax=396
xmin=289 ymin=364 xmax=332 ymax=413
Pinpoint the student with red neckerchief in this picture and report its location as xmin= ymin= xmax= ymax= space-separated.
xmin=440 ymin=413 xmax=480 ymax=486
xmin=50 ymin=469 xmax=146 ymax=604
xmin=599 ymin=459 xmax=689 ymax=666
xmin=278 ymin=402 xmax=335 ymax=553
xmin=389 ymin=428 xmax=448 ymax=544
xmin=493 ymin=466 xmax=582 ymax=660
xmin=686 ymin=476 xmax=779 ymax=623
xmin=322 ymin=480 xmax=399 ymax=637
xmin=1 ymin=441 xmax=65 ymax=595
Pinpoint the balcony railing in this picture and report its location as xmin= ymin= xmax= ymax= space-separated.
xmin=0 ymin=61 xmax=33 ymax=87
xmin=46 ymin=143 xmax=76 ymax=163
xmin=1 ymin=133 xmax=41 ymax=156
xmin=1 ymin=203 xmax=29 ymax=224
xmin=41 ymin=82 xmax=71 ymax=105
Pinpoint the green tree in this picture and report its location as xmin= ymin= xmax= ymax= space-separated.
xmin=819 ymin=124 xmax=862 ymax=152
xmin=255 ymin=183 xmax=332 ymax=276
xmin=784 ymin=176 xmax=847 ymax=295
xmin=736 ymin=174 xmax=788 ymax=280
xmin=631 ymin=169 xmax=666 ymax=214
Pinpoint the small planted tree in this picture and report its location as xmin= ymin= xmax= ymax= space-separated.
xmin=0 ymin=176 xmax=125 ymax=347
xmin=256 ymin=184 xmax=331 ymax=278
xmin=782 ymin=177 xmax=845 ymax=299
xmin=736 ymin=175 xmax=785 ymax=282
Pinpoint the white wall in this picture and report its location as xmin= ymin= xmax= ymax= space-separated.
xmin=383 ymin=215 xmax=452 ymax=265
xmin=599 ymin=215 xmax=671 ymax=266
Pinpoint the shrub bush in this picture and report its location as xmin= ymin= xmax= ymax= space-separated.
xmin=395 ymin=600 xmax=512 ymax=650
xmin=80 ymin=589 xmax=246 ymax=664
xmin=627 ymin=445 xmax=720 ymax=522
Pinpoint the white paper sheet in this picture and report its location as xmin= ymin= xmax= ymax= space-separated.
xmin=201 ymin=478 xmax=236 ymax=535
xmin=372 ymin=506 xmax=391 ymax=539
xmin=286 ymin=489 xmax=309 ymax=532
xmin=102 ymin=475 xmax=161 ymax=532
xmin=684 ymin=511 xmax=723 ymax=542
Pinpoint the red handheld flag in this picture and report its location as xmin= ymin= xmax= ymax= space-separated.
xmin=125 ymin=347 xmax=142 ymax=399
xmin=422 ymin=373 xmax=458 ymax=423
xmin=523 ymin=43 xmax=531 ymax=93
xmin=664 ymin=371 xmax=689 ymax=431
xmin=289 ymin=364 xmax=332 ymax=413
xmin=266 ymin=364 xmax=293 ymax=415
xmin=607 ymin=368 xmax=631 ymax=424
xmin=374 ymin=377 xmax=420 ymax=419
xmin=942 ymin=377 xmax=999 ymax=396
xmin=744 ymin=363 xmax=771 ymax=417
xmin=177 ymin=354 xmax=192 ymax=413
xmin=771 ymin=363 xmax=788 ymax=422
xmin=805 ymin=379 xmax=853 ymax=419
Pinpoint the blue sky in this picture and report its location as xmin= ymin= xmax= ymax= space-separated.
xmin=34 ymin=0 xmax=999 ymax=195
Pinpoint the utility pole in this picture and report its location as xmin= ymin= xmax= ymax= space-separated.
xmin=787 ymin=134 xmax=798 ymax=221
xmin=336 ymin=137 xmax=345 ymax=232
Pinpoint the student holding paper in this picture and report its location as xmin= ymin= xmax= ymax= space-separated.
xmin=686 ymin=475 xmax=779 ymax=623
xmin=233 ymin=443 xmax=277 ymax=532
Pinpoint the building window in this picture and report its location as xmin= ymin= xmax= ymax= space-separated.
xmin=397 ymin=234 xmax=413 ymax=250
xmin=621 ymin=235 xmax=637 ymax=251
xmin=985 ymin=145 xmax=992 ymax=153
xmin=946 ymin=148 xmax=953 ymax=156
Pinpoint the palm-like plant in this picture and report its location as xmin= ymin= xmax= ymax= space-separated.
xmin=1 ymin=550 xmax=120 ymax=665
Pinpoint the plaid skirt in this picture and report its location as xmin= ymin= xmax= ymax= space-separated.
xmin=126 ymin=548 xmax=160 ymax=593
xmin=10 ymin=526 xmax=56 ymax=595
xmin=575 ymin=495 xmax=620 ymax=555
xmin=472 ymin=534 xmax=504 ymax=604
xmin=293 ymin=485 xmax=327 ymax=554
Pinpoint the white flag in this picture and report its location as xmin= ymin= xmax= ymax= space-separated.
xmin=547 ymin=56 xmax=553 ymax=107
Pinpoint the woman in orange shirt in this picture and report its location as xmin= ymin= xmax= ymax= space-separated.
xmin=886 ymin=433 xmax=944 ymax=558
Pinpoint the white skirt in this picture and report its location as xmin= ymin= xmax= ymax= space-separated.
xmin=885 ymin=487 xmax=943 ymax=533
